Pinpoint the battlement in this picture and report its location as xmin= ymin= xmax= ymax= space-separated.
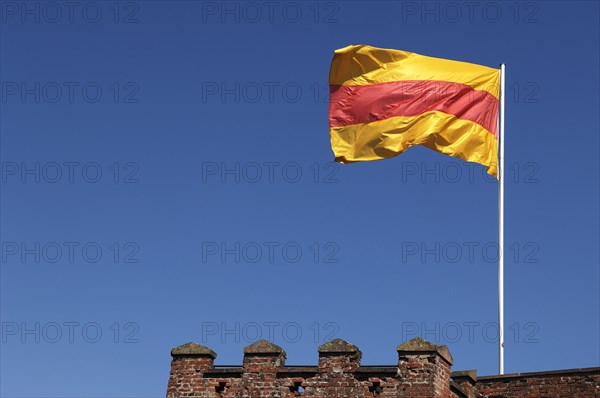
xmin=166 ymin=337 xmax=600 ymax=397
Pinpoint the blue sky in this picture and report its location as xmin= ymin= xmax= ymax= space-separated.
xmin=1 ymin=0 xmax=598 ymax=396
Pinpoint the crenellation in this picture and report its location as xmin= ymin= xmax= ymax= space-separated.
xmin=166 ymin=337 xmax=600 ymax=398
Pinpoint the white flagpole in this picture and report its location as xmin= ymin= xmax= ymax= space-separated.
xmin=498 ymin=63 xmax=506 ymax=375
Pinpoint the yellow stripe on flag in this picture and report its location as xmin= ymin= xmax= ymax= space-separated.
xmin=330 ymin=45 xmax=500 ymax=98
xmin=331 ymin=112 xmax=499 ymax=177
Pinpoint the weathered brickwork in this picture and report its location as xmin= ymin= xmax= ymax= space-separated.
xmin=476 ymin=368 xmax=600 ymax=398
xmin=166 ymin=337 xmax=600 ymax=398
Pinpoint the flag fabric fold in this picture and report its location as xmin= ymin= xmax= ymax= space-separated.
xmin=329 ymin=45 xmax=500 ymax=177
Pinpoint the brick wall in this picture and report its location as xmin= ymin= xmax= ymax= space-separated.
xmin=475 ymin=368 xmax=600 ymax=398
xmin=166 ymin=337 xmax=600 ymax=398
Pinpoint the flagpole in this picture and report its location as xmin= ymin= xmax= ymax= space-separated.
xmin=498 ymin=63 xmax=506 ymax=375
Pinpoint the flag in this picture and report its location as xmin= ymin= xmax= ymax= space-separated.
xmin=329 ymin=45 xmax=500 ymax=177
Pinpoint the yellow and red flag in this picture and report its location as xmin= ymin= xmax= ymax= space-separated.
xmin=329 ymin=45 xmax=500 ymax=176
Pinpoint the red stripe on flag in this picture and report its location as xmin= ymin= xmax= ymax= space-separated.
xmin=329 ymin=80 xmax=499 ymax=137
